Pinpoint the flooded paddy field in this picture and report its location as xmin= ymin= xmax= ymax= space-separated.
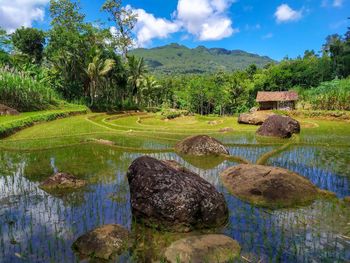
xmin=0 ymin=113 xmax=349 ymax=262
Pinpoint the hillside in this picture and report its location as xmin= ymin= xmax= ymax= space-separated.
xmin=130 ymin=43 xmax=275 ymax=75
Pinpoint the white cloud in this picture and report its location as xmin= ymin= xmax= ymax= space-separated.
xmin=175 ymin=0 xmax=237 ymax=41
xmin=0 ymin=0 xmax=49 ymax=32
xmin=322 ymin=0 xmax=344 ymax=7
xmin=131 ymin=7 xmax=180 ymax=47
xmin=130 ymin=0 xmax=237 ymax=46
xmin=274 ymin=4 xmax=302 ymax=23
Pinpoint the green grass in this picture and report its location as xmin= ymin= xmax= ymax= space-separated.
xmin=0 ymin=105 xmax=88 ymax=138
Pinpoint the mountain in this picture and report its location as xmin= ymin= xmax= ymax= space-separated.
xmin=130 ymin=43 xmax=275 ymax=75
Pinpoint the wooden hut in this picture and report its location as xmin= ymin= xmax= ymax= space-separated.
xmin=256 ymin=91 xmax=298 ymax=110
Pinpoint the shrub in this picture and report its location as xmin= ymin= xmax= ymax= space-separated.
xmin=160 ymin=108 xmax=191 ymax=119
xmin=0 ymin=66 xmax=59 ymax=111
xmin=300 ymin=78 xmax=350 ymax=111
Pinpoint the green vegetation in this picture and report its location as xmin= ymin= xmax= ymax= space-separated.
xmin=0 ymin=66 xmax=59 ymax=111
xmin=0 ymin=0 xmax=348 ymax=114
xmin=0 ymin=105 xmax=88 ymax=138
xmin=130 ymin=43 xmax=275 ymax=75
xmin=299 ymin=78 xmax=350 ymax=110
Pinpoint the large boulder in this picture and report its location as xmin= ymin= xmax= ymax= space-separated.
xmin=72 ymin=224 xmax=130 ymax=260
xmin=0 ymin=104 xmax=19 ymax=116
xmin=126 ymin=156 xmax=228 ymax=232
xmin=175 ymin=135 xmax=229 ymax=156
xmin=256 ymin=115 xmax=300 ymax=138
xmin=164 ymin=234 xmax=241 ymax=263
xmin=39 ymin=172 xmax=86 ymax=191
xmin=238 ymin=111 xmax=275 ymax=125
xmin=220 ymin=164 xmax=319 ymax=208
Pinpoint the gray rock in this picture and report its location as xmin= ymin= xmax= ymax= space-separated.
xmin=127 ymin=156 xmax=228 ymax=232
xmin=256 ymin=115 xmax=300 ymax=138
xmin=238 ymin=111 xmax=275 ymax=125
xmin=175 ymin=135 xmax=229 ymax=156
xmin=39 ymin=172 xmax=86 ymax=191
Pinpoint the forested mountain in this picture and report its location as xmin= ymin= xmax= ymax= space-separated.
xmin=130 ymin=43 xmax=275 ymax=75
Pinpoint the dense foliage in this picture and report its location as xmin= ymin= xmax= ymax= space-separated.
xmin=0 ymin=66 xmax=59 ymax=111
xmin=0 ymin=0 xmax=348 ymax=114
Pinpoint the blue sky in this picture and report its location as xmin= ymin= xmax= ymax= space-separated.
xmin=0 ymin=0 xmax=349 ymax=60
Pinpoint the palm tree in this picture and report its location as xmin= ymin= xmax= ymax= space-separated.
xmin=127 ymin=55 xmax=147 ymax=104
xmin=140 ymin=75 xmax=162 ymax=107
xmin=86 ymin=55 xmax=115 ymax=106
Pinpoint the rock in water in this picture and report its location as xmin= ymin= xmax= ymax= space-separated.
xmin=256 ymin=115 xmax=300 ymax=138
xmin=0 ymin=104 xmax=19 ymax=116
xmin=164 ymin=234 xmax=241 ymax=263
xmin=221 ymin=164 xmax=319 ymax=208
xmin=39 ymin=172 xmax=86 ymax=190
xmin=72 ymin=224 xmax=130 ymax=260
xmin=175 ymin=135 xmax=229 ymax=156
xmin=126 ymin=156 xmax=228 ymax=232
xmin=238 ymin=111 xmax=275 ymax=125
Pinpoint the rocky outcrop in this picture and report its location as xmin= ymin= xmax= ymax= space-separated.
xmin=0 ymin=104 xmax=19 ymax=116
xmin=164 ymin=234 xmax=241 ymax=263
xmin=175 ymin=135 xmax=229 ymax=156
xmin=39 ymin=172 xmax=86 ymax=191
xmin=126 ymin=156 xmax=228 ymax=232
xmin=238 ymin=111 xmax=275 ymax=125
xmin=72 ymin=224 xmax=130 ymax=260
xmin=256 ymin=115 xmax=300 ymax=138
xmin=221 ymin=164 xmax=319 ymax=208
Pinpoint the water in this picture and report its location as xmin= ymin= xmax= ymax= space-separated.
xmin=0 ymin=131 xmax=349 ymax=262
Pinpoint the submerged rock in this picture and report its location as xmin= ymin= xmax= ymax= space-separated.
xmin=164 ymin=234 xmax=241 ymax=263
xmin=0 ymin=104 xmax=19 ymax=116
xmin=221 ymin=164 xmax=319 ymax=208
xmin=238 ymin=111 xmax=275 ymax=125
xmin=126 ymin=156 xmax=228 ymax=232
xmin=256 ymin=115 xmax=300 ymax=138
xmin=175 ymin=135 xmax=229 ymax=156
xmin=72 ymin=224 xmax=130 ymax=260
xmin=39 ymin=172 xmax=86 ymax=190
xmin=219 ymin=127 xmax=234 ymax=133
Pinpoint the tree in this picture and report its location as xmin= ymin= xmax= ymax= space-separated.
xmin=127 ymin=56 xmax=147 ymax=104
xmin=11 ymin=27 xmax=45 ymax=63
xmin=86 ymin=53 xmax=115 ymax=106
xmin=102 ymin=0 xmax=137 ymax=58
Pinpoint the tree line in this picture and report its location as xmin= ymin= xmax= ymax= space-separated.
xmin=0 ymin=0 xmax=349 ymax=114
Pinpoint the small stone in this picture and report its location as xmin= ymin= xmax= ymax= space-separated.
xmin=39 ymin=172 xmax=86 ymax=191
xmin=164 ymin=234 xmax=241 ymax=263
xmin=72 ymin=224 xmax=130 ymax=260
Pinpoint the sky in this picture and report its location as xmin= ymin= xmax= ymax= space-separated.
xmin=0 ymin=0 xmax=349 ymax=60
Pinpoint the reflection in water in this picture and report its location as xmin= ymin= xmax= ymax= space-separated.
xmin=0 ymin=143 xmax=349 ymax=262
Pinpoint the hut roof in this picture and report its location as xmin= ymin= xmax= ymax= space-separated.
xmin=256 ymin=91 xmax=298 ymax=102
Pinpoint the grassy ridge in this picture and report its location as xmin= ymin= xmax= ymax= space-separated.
xmin=0 ymin=105 xmax=88 ymax=138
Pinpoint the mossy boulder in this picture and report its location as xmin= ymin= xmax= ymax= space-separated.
xmin=256 ymin=115 xmax=300 ymax=138
xmin=164 ymin=234 xmax=241 ymax=263
xmin=126 ymin=156 xmax=228 ymax=232
xmin=39 ymin=172 xmax=86 ymax=191
xmin=221 ymin=164 xmax=320 ymax=208
xmin=72 ymin=224 xmax=130 ymax=260
xmin=175 ymin=135 xmax=229 ymax=156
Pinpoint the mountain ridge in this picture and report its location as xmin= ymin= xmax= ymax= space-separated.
xmin=130 ymin=43 xmax=275 ymax=75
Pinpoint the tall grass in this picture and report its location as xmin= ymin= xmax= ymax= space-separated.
xmin=300 ymin=78 xmax=350 ymax=111
xmin=0 ymin=66 xmax=59 ymax=111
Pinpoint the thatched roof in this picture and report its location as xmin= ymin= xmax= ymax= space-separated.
xmin=256 ymin=91 xmax=298 ymax=102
